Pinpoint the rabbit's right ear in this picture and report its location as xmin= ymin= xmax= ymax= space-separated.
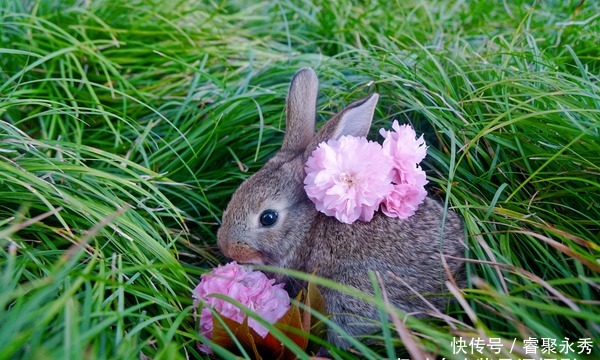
xmin=304 ymin=93 xmax=379 ymax=158
xmin=282 ymin=68 xmax=319 ymax=154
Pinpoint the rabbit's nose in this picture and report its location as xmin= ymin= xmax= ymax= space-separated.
xmin=227 ymin=242 xmax=264 ymax=265
xmin=219 ymin=239 xmax=264 ymax=265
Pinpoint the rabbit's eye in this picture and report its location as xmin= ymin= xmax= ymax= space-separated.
xmin=259 ymin=210 xmax=278 ymax=227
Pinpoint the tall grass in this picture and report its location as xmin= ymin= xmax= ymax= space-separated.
xmin=1 ymin=0 xmax=598 ymax=359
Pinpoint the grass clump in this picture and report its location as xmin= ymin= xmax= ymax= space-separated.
xmin=1 ymin=0 xmax=599 ymax=359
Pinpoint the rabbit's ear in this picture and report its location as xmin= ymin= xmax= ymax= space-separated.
xmin=307 ymin=93 xmax=379 ymax=152
xmin=282 ymin=67 xmax=319 ymax=153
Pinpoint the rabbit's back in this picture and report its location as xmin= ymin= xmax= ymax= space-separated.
xmin=295 ymin=197 xmax=465 ymax=346
xmin=305 ymin=197 xmax=464 ymax=281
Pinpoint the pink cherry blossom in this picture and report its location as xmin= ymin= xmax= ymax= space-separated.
xmin=303 ymin=120 xmax=429 ymax=223
xmin=380 ymin=120 xmax=428 ymax=185
xmin=381 ymin=182 xmax=428 ymax=219
xmin=304 ymin=135 xmax=394 ymax=224
xmin=378 ymin=120 xmax=429 ymax=218
xmin=192 ymin=262 xmax=290 ymax=354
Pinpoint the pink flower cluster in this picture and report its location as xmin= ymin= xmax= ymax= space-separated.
xmin=304 ymin=120 xmax=428 ymax=224
xmin=192 ymin=262 xmax=290 ymax=354
xmin=305 ymin=136 xmax=394 ymax=223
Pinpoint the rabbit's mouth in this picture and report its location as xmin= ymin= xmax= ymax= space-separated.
xmin=220 ymin=242 xmax=265 ymax=265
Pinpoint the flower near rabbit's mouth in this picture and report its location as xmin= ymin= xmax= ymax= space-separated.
xmin=219 ymin=241 xmax=265 ymax=265
xmin=192 ymin=262 xmax=327 ymax=357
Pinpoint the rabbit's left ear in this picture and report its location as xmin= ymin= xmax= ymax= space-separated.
xmin=306 ymin=93 xmax=379 ymax=154
xmin=282 ymin=68 xmax=319 ymax=154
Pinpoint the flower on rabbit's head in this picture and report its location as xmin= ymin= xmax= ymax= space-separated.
xmin=304 ymin=135 xmax=394 ymax=224
xmin=380 ymin=120 xmax=428 ymax=185
xmin=192 ymin=262 xmax=290 ymax=354
xmin=379 ymin=120 xmax=429 ymax=219
xmin=304 ymin=121 xmax=428 ymax=223
xmin=381 ymin=182 xmax=428 ymax=219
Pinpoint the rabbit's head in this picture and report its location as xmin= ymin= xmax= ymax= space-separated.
xmin=217 ymin=68 xmax=380 ymax=268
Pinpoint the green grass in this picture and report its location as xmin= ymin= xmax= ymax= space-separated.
xmin=1 ymin=0 xmax=599 ymax=358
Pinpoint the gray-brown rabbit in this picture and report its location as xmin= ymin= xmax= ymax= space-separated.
xmin=217 ymin=67 xmax=466 ymax=348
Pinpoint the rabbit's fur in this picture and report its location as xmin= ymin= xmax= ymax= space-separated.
xmin=217 ymin=68 xmax=466 ymax=348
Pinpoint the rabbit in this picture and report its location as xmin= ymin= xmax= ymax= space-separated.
xmin=217 ymin=67 xmax=466 ymax=348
